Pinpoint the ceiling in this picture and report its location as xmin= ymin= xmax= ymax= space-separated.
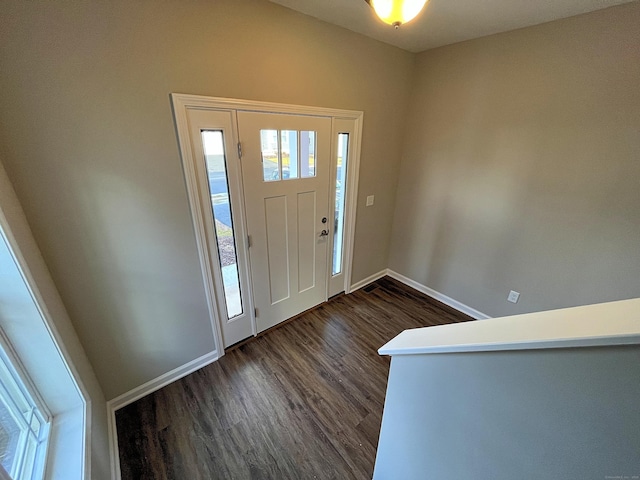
xmin=268 ymin=0 xmax=636 ymax=52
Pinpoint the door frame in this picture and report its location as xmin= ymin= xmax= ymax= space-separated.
xmin=171 ymin=93 xmax=363 ymax=354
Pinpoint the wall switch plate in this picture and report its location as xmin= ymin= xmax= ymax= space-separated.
xmin=366 ymin=195 xmax=375 ymax=206
xmin=507 ymin=290 xmax=520 ymax=303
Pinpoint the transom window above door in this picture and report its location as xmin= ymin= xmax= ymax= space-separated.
xmin=260 ymin=130 xmax=316 ymax=182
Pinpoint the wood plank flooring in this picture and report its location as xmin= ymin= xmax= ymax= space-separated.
xmin=115 ymin=277 xmax=472 ymax=479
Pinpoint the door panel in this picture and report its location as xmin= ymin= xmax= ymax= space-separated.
xmin=238 ymin=112 xmax=331 ymax=332
xmin=264 ymin=195 xmax=290 ymax=304
xmin=297 ymin=191 xmax=316 ymax=293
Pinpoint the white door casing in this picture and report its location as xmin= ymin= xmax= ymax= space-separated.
xmin=171 ymin=94 xmax=363 ymax=352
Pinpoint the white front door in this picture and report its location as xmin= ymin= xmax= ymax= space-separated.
xmin=237 ymin=112 xmax=332 ymax=332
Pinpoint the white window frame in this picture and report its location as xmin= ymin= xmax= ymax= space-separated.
xmin=0 ymin=328 xmax=51 ymax=480
xmin=0 ymin=182 xmax=91 ymax=480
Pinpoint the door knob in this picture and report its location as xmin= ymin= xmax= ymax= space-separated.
xmin=320 ymin=229 xmax=329 ymax=237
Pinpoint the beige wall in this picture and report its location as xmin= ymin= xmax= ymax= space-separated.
xmin=390 ymin=2 xmax=640 ymax=317
xmin=0 ymin=0 xmax=414 ymax=399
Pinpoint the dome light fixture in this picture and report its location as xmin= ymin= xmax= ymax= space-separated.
xmin=367 ymin=0 xmax=428 ymax=29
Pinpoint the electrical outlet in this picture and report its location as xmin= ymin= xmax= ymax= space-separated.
xmin=366 ymin=195 xmax=375 ymax=206
xmin=507 ymin=290 xmax=520 ymax=304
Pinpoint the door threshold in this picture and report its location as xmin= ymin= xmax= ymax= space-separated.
xmin=224 ymin=336 xmax=255 ymax=353
xmin=257 ymin=300 xmax=336 ymax=338
xmin=226 ymin=296 xmax=347 ymax=353
xmin=224 ymin=304 xmax=325 ymax=353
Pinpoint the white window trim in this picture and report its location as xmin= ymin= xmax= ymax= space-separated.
xmin=0 ymin=327 xmax=51 ymax=480
xmin=0 ymin=326 xmax=51 ymax=421
xmin=0 ymin=203 xmax=90 ymax=480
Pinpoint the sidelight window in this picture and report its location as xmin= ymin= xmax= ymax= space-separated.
xmin=332 ymin=133 xmax=349 ymax=276
xmin=201 ymin=130 xmax=243 ymax=319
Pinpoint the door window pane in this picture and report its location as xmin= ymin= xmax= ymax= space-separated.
xmin=333 ymin=133 xmax=349 ymax=276
xmin=260 ymin=129 xmax=280 ymax=181
xmin=281 ymin=130 xmax=298 ymax=179
xmin=202 ymin=130 xmax=243 ymax=319
xmin=261 ymin=130 xmax=316 ymax=182
xmin=301 ymin=131 xmax=316 ymax=178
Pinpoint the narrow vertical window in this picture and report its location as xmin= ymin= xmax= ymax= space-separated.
xmin=260 ymin=129 xmax=280 ymax=181
xmin=201 ymin=131 xmax=243 ymax=319
xmin=300 ymin=131 xmax=316 ymax=178
xmin=281 ymin=130 xmax=298 ymax=179
xmin=333 ymin=133 xmax=349 ymax=276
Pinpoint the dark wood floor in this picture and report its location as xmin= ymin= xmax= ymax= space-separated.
xmin=116 ymin=277 xmax=471 ymax=479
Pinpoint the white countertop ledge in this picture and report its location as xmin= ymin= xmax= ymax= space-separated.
xmin=379 ymin=298 xmax=640 ymax=356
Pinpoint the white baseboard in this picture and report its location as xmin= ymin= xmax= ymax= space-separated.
xmin=349 ymin=269 xmax=388 ymax=293
xmin=386 ymin=270 xmax=490 ymax=320
xmin=107 ymin=350 xmax=219 ymax=480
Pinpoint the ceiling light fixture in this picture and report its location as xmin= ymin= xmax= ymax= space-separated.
xmin=366 ymin=0 xmax=428 ymax=29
